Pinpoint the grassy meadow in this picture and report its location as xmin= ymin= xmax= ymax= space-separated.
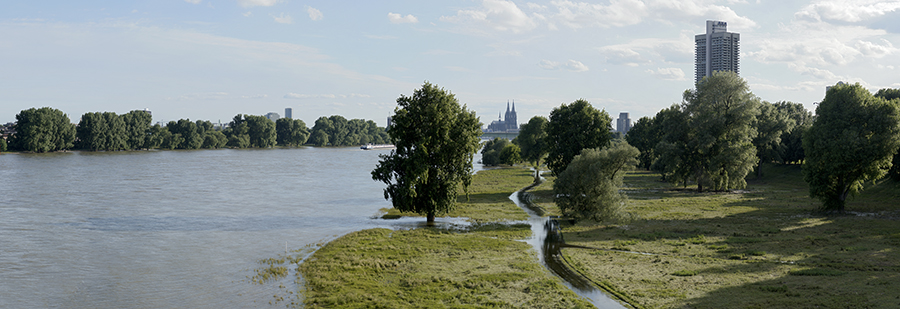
xmin=539 ymin=164 xmax=900 ymax=308
xmin=297 ymin=167 xmax=596 ymax=308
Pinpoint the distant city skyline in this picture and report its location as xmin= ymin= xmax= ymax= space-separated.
xmin=2 ymin=1 xmax=899 ymax=127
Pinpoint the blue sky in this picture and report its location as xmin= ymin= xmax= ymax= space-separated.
xmin=2 ymin=0 xmax=899 ymax=127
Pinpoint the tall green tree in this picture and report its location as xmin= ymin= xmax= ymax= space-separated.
xmin=166 ymin=119 xmax=202 ymax=149
xmin=276 ymin=118 xmax=310 ymax=146
xmin=651 ymin=104 xmax=696 ymax=186
xmin=553 ymin=141 xmax=639 ymax=222
xmin=544 ymin=99 xmax=612 ymax=176
xmin=499 ymin=144 xmax=522 ymax=165
xmin=804 ymin=83 xmax=900 ymax=211
xmin=681 ymin=71 xmax=760 ymax=191
xmin=513 ymin=116 xmax=548 ymax=176
xmin=371 ymin=82 xmax=482 ymax=223
xmin=121 ymin=110 xmax=152 ymax=150
xmin=480 ymin=137 xmax=510 ymax=166
xmin=625 ymin=116 xmax=664 ymax=170
xmin=752 ymin=101 xmax=795 ymax=177
xmin=77 ymin=111 xmax=127 ymax=151
xmin=774 ymin=101 xmax=813 ymax=164
xmin=226 ymin=114 xmax=275 ymax=148
xmin=11 ymin=107 xmax=75 ymax=153
xmin=874 ymin=88 xmax=900 ymax=180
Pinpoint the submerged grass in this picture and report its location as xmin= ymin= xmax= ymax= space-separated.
xmin=559 ymin=164 xmax=900 ymax=308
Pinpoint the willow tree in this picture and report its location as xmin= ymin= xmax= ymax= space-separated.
xmin=554 ymin=141 xmax=639 ymax=222
xmin=803 ymin=83 xmax=900 ymax=211
xmin=682 ymin=71 xmax=760 ymax=191
xmin=371 ymin=82 xmax=482 ymax=223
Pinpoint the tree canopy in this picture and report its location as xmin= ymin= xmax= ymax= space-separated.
xmin=513 ymin=116 xmax=549 ymax=174
xmin=371 ymin=82 xmax=482 ymax=223
xmin=309 ymin=116 xmax=387 ymax=146
xmin=874 ymin=88 xmax=900 ymax=180
xmin=481 ymin=137 xmax=510 ymax=166
xmin=751 ymin=101 xmax=796 ymax=177
xmin=11 ymin=107 xmax=75 ymax=153
xmin=553 ymin=141 xmax=639 ymax=222
xmin=276 ymin=118 xmax=310 ymax=147
xmin=803 ymin=83 xmax=900 ymax=211
xmin=544 ymin=99 xmax=612 ymax=176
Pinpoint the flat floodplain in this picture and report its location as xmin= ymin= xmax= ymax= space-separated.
xmin=557 ymin=164 xmax=900 ymax=308
xmin=298 ymin=167 xmax=595 ymax=308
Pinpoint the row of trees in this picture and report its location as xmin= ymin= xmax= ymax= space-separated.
xmin=5 ymin=108 xmax=388 ymax=152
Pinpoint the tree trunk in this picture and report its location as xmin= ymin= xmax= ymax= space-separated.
xmin=756 ymin=163 xmax=762 ymax=179
xmin=427 ymin=213 xmax=435 ymax=224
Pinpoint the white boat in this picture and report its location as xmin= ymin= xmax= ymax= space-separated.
xmin=360 ymin=144 xmax=395 ymax=150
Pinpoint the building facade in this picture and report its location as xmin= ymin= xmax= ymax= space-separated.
xmin=617 ymin=112 xmax=632 ymax=134
xmin=284 ymin=107 xmax=292 ymax=119
xmin=265 ymin=112 xmax=280 ymax=122
xmin=486 ymin=101 xmax=518 ymax=132
xmin=695 ymin=20 xmax=740 ymax=83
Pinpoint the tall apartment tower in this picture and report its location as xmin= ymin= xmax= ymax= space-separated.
xmin=285 ymin=107 xmax=293 ymax=119
xmin=695 ymin=20 xmax=740 ymax=83
xmin=617 ymin=112 xmax=632 ymax=134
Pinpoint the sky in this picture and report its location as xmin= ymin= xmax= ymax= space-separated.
xmin=2 ymin=0 xmax=899 ymax=128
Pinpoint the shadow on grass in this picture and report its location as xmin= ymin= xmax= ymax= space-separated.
xmin=559 ymin=164 xmax=900 ymax=308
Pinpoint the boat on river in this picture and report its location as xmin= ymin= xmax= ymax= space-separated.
xmin=360 ymin=144 xmax=395 ymax=150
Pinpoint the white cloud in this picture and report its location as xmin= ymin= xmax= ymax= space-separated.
xmin=446 ymin=66 xmax=473 ymax=72
xmin=795 ymin=0 xmax=900 ymax=23
xmin=538 ymin=59 xmax=589 ymax=71
xmin=539 ymin=60 xmax=561 ymax=70
xmin=238 ymin=0 xmax=281 ymax=8
xmin=646 ymin=67 xmax=685 ymax=80
xmin=243 ymin=11 xmax=252 ymax=17
xmin=440 ymin=0 xmax=538 ymax=34
xmin=365 ymin=34 xmax=397 ymax=40
xmin=565 ymin=60 xmax=589 ymax=72
xmin=598 ymin=45 xmax=648 ymax=66
xmin=184 ymin=0 xmax=202 ymax=4
xmin=271 ymin=13 xmax=293 ymax=24
xmin=747 ymin=22 xmax=895 ymax=79
xmin=307 ymin=7 xmax=324 ymax=21
xmin=388 ymin=12 xmax=419 ymax=24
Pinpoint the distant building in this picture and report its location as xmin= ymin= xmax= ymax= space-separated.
xmin=284 ymin=107 xmax=293 ymax=119
xmin=695 ymin=20 xmax=740 ymax=83
xmin=486 ymin=101 xmax=519 ymax=132
xmin=141 ymin=108 xmax=151 ymax=117
xmin=826 ymin=81 xmax=848 ymax=93
xmin=386 ymin=116 xmax=392 ymax=129
xmin=265 ymin=112 xmax=280 ymax=122
xmin=617 ymin=112 xmax=632 ymax=134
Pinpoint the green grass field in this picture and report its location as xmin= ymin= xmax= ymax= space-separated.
xmin=296 ymin=167 xmax=595 ymax=308
xmin=557 ymin=164 xmax=900 ymax=308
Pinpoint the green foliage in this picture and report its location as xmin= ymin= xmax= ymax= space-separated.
xmin=308 ymin=116 xmax=386 ymax=146
xmin=499 ymin=144 xmax=522 ymax=165
xmin=545 ymin=99 xmax=612 ymax=176
xmin=874 ymin=88 xmax=900 ymax=180
xmin=275 ymin=118 xmax=310 ymax=146
xmin=165 ymin=119 xmax=202 ymax=149
xmin=76 ymin=112 xmax=127 ymax=151
xmin=650 ymin=104 xmax=694 ymax=185
xmin=0 ymin=138 xmax=6 ymax=152
xmin=553 ymin=140 xmax=639 ymax=222
xmin=513 ymin=116 xmax=548 ymax=169
xmin=11 ymin=107 xmax=75 ymax=153
xmin=774 ymin=101 xmax=813 ymax=164
xmin=145 ymin=124 xmax=166 ymax=149
xmin=752 ymin=101 xmax=796 ymax=177
xmin=625 ymin=116 xmax=654 ymax=169
xmin=655 ymin=71 xmax=759 ymax=191
xmin=803 ymin=83 xmax=900 ymax=211
xmin=121 ymin=110 xmax=152 ymax=150
xmin=481 ymin=137 xmax=510 ymax=166
xmin=201 ymin=130 xmax=227 ymax=149
xmin=371 ymin=82 xmax=482 ymax=222
xmin=226 ymin=114 xmax=276 ymax=148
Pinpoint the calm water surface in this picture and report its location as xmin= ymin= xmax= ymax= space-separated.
xmin=0 ymin=147 xmax=439 ymax=308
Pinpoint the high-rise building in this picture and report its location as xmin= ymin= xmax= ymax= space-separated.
xmin=616 ymin=112 xmax=632 ymax=134
xmin=285 ymin=107 xmax=293 ymax=119
xmin=265 ymin=112 xmax=280 ymax=122
xmin=695 ymin=20 xmax=740 ymax=83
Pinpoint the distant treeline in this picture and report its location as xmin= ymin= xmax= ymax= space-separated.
xmin=2 ymin=107 xmax=388 ymax=152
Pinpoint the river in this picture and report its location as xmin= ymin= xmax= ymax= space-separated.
xmin=0 ymin=147 xmax=621 ymax=308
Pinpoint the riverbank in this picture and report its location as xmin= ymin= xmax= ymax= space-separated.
xmin=298 ymin=167 xmax=595 ymax=308
xmin=556 ymin=164 xmax=900 ymax=308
